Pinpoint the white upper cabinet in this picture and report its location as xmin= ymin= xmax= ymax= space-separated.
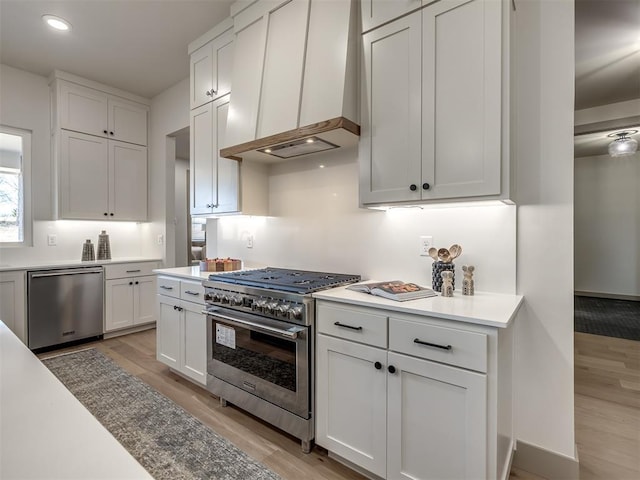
xmin=57 ymin=79 xmax=148 ymax=146
xmin=59 ymin=130 xmax=147 ymax=221
xmin=360 ymin=0 xmax=508 ymax=206
xmin=361 ymin=0 xmax=424 ymax=33
xmin=190 ymin=26 xmax=234 ymax=109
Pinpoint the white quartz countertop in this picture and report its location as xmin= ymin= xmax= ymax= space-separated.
xmin=313 ymin=284 xmax=524 ymax=328
xmin=154 ymin=262 xmax=267 ymax=282
xmin=0 ymin=321 xmax=152 ymax=479
xmin=0 ymin=257 xmax=162 ymax=272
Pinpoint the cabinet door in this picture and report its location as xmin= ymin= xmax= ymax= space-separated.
xmin=191 ymin=31 xmax=234 ymax=109
xmin=133 ymin=275 xmax=156 ymax=325
xmin=107 ymin=97 xmax=148 ymax=146
xmin=156 ymin=295 xmax=181 ymax=368
xmin=387 ymin=351 xmax=487 ymax=479
xmin=109 ymin=141 xmax=147 ymax=221
xmin=316 ymin=334 xmax=387 ymax=477
xmin=59 ymin=130 xmax=109 ymax=220
xmin=360 ymin=12 xmax=422 ymax=205
xmin=256 ymin=0 xmax=310 ymax=138
xmin=58 ymin=82 xmax=108 ymax=138
xmin=181 ymin=301 xmax=207 ymax=385
xmin=210 ymin=97 xmax=240 ymax=214
xmin=422 ymin=0 xmax=502 ymax=200
xmin=0 ymin=271 xmax=26 ymax=343
xmin=105 ymin=278 xmax=135 ymax=331
xmin=190 ymin=102 xmax=215 ymax=214
xmin=361 ymin=0 xmax=423 ymax=33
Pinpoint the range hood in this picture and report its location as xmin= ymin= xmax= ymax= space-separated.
xmin=221 ymin=0 xmax=359 ymax=163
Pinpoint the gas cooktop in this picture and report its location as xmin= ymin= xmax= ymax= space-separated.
xmin=209 ymin=267 xmax=361 ymax=294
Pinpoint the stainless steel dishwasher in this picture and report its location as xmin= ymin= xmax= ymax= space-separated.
xmin=27 ymin=266 xmax=104 ymax=350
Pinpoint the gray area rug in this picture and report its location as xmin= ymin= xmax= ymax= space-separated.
xmin=43 ymin=349 xmax=281 ymax=480
xmin=575 ymin=296 xmax=640 ymax=341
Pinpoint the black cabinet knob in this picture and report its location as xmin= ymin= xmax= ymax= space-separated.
xmin=135 ymin=281 xmax=139 ymax=285
xmin=110 ymin=213 xmax=114 ymax=216
xmin=374 ymin=361 xmax=382 ymax=370
xmin=422 ymin=183 xmax=430 ymax=190
xmin=388 ymin=365 xmax=396 ymax=374
xmin=109 ymin=131 xmax=114 ymax=136
xmin=129 ymin=282 xmax=133 ymax=285
xmin=409 ymin=184 xmax=417 ymax=191
xmin=103 ymin=130 xmax=108 ymax=134
xmin=104 ymin=212 xmax=108 ymax=216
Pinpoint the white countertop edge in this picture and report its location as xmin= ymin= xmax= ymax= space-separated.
xmin=312 ymin=285 xmax=524 ymax=328
xmin=154 ymin=263 xmax=267 ymax=282
xmin=0 ymin=322 xmax=152 ymax=479
xmin=0 ymin=257 xmax=162 ymax=272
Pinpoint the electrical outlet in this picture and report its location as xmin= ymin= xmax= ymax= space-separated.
xmin=47 ymin=234 xmax=57 ymax=246
xmin=246 ymin=235 xmax=254 ymax=248
xmin=157 ymin=234 xmax=164 ymax=245
xmin=419 ymin=236 xmax=433 ymax=256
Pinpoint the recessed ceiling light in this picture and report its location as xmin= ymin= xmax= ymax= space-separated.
xmin=42 ymin=14 xmax=72 ymax=32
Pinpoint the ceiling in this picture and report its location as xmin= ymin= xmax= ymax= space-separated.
xmin=0 ymin=0 xmax=637 ymax=158
xmin=0 ymin=0 xmax=234 ymax=99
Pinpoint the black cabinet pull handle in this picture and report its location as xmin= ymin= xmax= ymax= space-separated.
xmin=185 ymin=290 xmax=200 ymax=296
xmin=388 ymin=365 xmax=396 ymax=374
xmin=409 ymin=184 xmax=417 ymax=191
xmin=422 ymin=182 xmax=430 ymax=190
xmin=414 ymin=338 xmax=452 ymax=351
xmin=160 ymin=285 xmax=173 ymax=290
xmin=334 ymin=321 xmax=362 ymax=331
xmin=374 ymin=361 xmax=382 ymax=370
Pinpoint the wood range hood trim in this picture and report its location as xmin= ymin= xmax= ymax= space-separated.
xmin=220 ymin=116 xmax=360 ymax=161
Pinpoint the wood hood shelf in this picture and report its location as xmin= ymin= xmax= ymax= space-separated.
xmin=220 ymin=117 xmax=360 ymax=162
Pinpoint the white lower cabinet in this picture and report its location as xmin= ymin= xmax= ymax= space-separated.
xmin=0 ymin=271 xmax=26 ymax=343
xmin=156 ymin=276 xmax=207 ymax=386
xmin=316 ymin=300 xmax=511 ymax=480
xmin=104 ymin=262 xmax=158 ymax=333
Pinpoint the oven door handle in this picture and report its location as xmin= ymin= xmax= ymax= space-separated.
xmin=203 ymin=310 xmax=305 ymax=339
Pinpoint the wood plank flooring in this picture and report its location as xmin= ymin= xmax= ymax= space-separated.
xmin=39 ymin=329 xmax=639 ymax=480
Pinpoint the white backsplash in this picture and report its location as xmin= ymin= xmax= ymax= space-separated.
xmin=209 ymin=147 xmax=517 ymax=294
xmin=0 ymin=220 xmax=153 ymax=265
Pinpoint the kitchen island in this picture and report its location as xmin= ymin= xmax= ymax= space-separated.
xmin=0 ymin=321 xmax=152 ymax=479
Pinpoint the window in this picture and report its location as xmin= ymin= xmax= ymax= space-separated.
xmin=0 ymin=126 xmax=31 ymax=245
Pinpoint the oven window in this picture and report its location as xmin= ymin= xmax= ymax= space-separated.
xmin=213 ymin=324 xmax=297 ymax=392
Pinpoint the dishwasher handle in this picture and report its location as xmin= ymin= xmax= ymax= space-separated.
xmin=29 ymin=268 xmax=104 ymax=278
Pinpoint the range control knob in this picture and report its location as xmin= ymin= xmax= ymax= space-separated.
xmin=275 ymin=303 xmax=290 ymax=318
xmin=220 ymin=295 xmax=230 ymax=304
xmin=230 ymin=295 xmax=243 ymax=306
xmin=288 ymin=306 xmax=304 ymax=321
xmin=265 ymin=301 xmax=279 ymax=315
xmin=252 ymin=299 xmax=267 ymax=312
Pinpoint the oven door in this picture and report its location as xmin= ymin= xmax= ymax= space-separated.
xmin=206 ymin=306 xmax=310 ymax=419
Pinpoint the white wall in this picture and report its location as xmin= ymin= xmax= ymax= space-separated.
xmin=211 ymin=146 xmax=517 ymax=293
xmin=575 ymin=152 xmax=640 ymax=297
xmin=0 ymin=64 xmax=153 ymax=265
xmin=514 ymin=0 xmax=576 ymax=460
xmin=0 ymin=64 xmax=51 ymax=221
xmin=148 ymin=77 xmax=190 ymax=267
xmin=174 ymin=157 xmax=189 ymax=267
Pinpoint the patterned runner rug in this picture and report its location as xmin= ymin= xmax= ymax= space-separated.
xmin=575 ymin=295 xmax=640 ymax=341
xmin=43 ymin=348 xmax=281 ymax=480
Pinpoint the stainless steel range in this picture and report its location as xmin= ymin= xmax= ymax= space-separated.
xmin=203 ymin=267 xmax=360 ymax=453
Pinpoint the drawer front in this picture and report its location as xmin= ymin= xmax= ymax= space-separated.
xmin=156 ymin=276 xmax=180 ymax=299
xmin=180 ymin=279 xmax=205 ymax=305
xmin=104 ymin=261 xmax=158 ymax=280
xmin=317 ymin=301 xmax=387 ymax=348
xmin=389 ymin=317 xmax=487 ymax=372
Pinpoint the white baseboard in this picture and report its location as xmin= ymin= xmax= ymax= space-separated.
xmin=575 ymin=291 xmax=640 ymax=301
xmin=512 ymin=440 xmax=579 ymax=479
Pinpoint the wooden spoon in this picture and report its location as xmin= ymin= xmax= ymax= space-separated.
xmin=428 ymin=247 xmax=438 ymax=261
xmin=437 ymin=248 xmax=451 ymax=263
xmin=449 ymin=244 xmax=462 ymax=261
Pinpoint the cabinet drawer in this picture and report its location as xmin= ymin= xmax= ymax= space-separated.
xmin=389 ymin=317 xmax=487 ymax=373
xmin=180 ymin=280 xmax=205 ymax=305
xmin=104 ymin=261 xmax=158 ymax=279
xmin=317 ymin=302 xmax=387 ymax=348
xmin=157 ymin=276 xmax=180 ymax=299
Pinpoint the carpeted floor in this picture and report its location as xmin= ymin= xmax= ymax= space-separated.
xmin=575 ymin=296 xmax=640 ymax=341
xmin=43 ymin=349 xmax=281 ymax=480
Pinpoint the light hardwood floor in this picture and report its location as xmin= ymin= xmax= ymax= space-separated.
xmin=39 ymin=329 xmax=639 ymax=480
